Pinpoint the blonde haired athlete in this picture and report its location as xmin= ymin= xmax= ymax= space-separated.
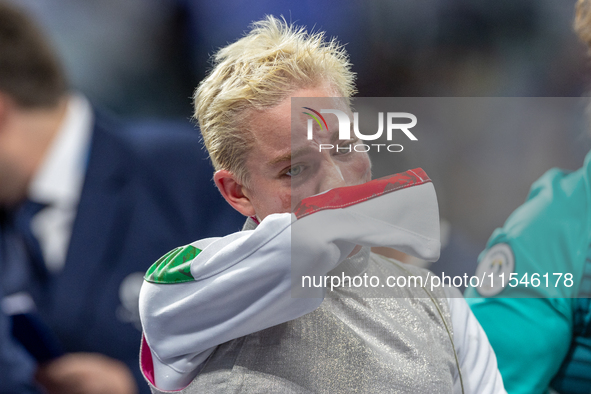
xmin=139 ymin=16 xmax=505 ymax=394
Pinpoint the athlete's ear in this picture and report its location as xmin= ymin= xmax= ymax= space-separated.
xmin=214 ymin=169 xmax=255 ymax=217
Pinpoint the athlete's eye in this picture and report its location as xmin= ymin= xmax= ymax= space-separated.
xmin=286 ymin=165 xmax=304 ymax=177
xmin=334 ymin=140 xmax=354 ymax=155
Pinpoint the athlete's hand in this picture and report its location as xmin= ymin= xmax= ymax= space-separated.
xmin=36 ymin=352 xmax=138 ymax=394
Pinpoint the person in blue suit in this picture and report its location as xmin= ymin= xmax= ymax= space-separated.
xmin=0 ymin=282 xmax=40 ymax=394
xmin=0 ymin=3 xmax=244 ymax=393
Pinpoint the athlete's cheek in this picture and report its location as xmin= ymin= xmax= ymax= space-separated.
xmin=343 ymin=154 xmax=371 ymax=185
xmin=280 ymin=192 xmax=292 ymax=213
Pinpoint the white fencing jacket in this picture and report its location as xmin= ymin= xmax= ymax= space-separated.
xmin=139 ymin=169 xmax=505 ymax=393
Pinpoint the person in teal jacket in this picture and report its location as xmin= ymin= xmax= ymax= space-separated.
xmin=465 ymin=148 xmax=591 ymax=393
xmin=465 ymin=1 xmax=591 ymax=392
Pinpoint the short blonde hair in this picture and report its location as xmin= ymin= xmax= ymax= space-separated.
xmin=576 ymin=0 xmax=591 ymax=50
xmin=194 ymin=15 xmax=356 ymax=184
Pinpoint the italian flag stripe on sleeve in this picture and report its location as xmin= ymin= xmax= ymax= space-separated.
xmin=145 ymin=245 xmax=201 ymax=284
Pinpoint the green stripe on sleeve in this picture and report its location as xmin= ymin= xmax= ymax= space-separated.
xmin=145 ymin=245 xmax=201 ymax=284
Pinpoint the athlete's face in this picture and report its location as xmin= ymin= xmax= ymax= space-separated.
xmin=230 ymin=85 xmax=371 ymax=221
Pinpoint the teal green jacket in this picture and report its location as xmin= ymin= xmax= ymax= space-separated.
xmin=465 ymin=150 xmax=591 ymax=394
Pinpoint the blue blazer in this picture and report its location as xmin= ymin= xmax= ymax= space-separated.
xmin=33 ymin=111 xmax=245 ymax=393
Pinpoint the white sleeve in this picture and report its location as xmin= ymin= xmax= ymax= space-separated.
xmin=139 ymin=212 xmax=359 ymax=390
xmin=140 ymin=180 xmax=441 ymax=390
xmin=445 ymin=286 xmax=506 ymax=394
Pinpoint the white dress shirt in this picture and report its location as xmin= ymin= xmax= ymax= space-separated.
xmin=28 ymin=94 xmax=93 ymax=273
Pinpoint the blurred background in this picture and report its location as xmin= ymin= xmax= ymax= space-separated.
xmin=7 ymin=0 xmax=591 ymax=276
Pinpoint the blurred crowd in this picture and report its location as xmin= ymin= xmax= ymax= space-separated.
xmin=11 ymin=0 xmax=589 ymax=111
